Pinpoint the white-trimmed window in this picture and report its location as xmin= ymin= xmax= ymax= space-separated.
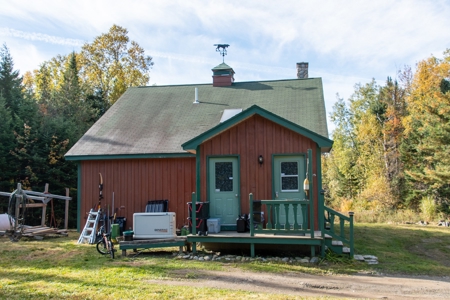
xmin=280 ymin=161 xmax=299 ymax=192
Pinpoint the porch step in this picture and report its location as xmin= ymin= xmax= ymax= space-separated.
xmin=324 ymin=238 xmax=352 ymax=256
xmin=332 ymin=240 xmax=343 ymax=246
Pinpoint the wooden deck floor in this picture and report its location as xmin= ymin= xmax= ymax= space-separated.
xmin=118 ymin=230 xmax=326 ymax=257
xmin=194 ymin=230 xmax=325 ymax=238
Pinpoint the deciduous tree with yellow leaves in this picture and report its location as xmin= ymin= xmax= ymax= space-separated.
xmin=80 ymin=24 xmax=154 ymax=106
xmin=325 ymin=49 xmax=450 ymax=217
xmin=402 ymin=49 xmax=450 ymax=208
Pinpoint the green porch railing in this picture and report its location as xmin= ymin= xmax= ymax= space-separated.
xmin=249 ymin=193 xmax=314 ymax=237
xmin=324 ymin=206 xmax=354 ymax=257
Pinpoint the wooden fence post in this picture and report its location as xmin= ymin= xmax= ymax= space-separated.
xmin=65 ymin=188 xmax=70 ymax=230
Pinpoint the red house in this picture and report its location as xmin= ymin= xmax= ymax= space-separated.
xmin=65 ymin=62 xmax=354 ymax=257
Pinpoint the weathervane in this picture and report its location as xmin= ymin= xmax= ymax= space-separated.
xmin=214 ymin=44 xmax=230 ymax=63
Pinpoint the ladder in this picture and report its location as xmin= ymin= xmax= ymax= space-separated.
xmin=78 ymin=209 xmax=101 ymax=244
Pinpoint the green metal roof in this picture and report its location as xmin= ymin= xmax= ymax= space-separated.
xmin=65 ymin=78 xmax=330 ymax=159
xmin=212 ymin=63 xmax=233 ymax=70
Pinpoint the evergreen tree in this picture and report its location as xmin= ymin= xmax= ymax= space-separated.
xmin=0 ymin=44 xmax=26 ymax=195
xmin=0 ymin=95 xmax=15 ymax=194
xmin=0 ymin=44 xmax=22 ymax=118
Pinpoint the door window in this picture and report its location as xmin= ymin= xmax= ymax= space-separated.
xmin=215 ymin=162 xmax=233 ymax=192
xmin=280 ymin=161 xmax=299 ymax=192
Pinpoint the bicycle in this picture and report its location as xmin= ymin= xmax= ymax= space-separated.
xmin=96 ymin=225 xmax=115 ymax=259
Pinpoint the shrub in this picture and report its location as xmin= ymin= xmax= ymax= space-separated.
xmin=420 ymin=196 xmax=437 ymax=222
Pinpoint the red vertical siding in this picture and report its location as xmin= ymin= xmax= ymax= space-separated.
xmin=80 ymin=157 xmax=196 ymax=230
xmin=79 ymin=115 xmax=322 ymax=231
xmin=200 ymin=115 xmax=320 ymax=229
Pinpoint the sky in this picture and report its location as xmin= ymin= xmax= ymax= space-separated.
xmin=1 ymin=0 xmax=450 ymax=135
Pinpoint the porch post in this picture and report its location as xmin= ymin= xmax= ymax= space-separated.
xmin=191 ymin=192 xmax=197 ymax=254
xmin=249 ymin=193 xmax=254 ymax=237
xmin=308 ymin=149 xmax=314 ymax=239
xmin=196 ymin=146 xmax=201 ymax=203
xmin=349 ymin=211 xmax=354 ymax=258
xmin=317 ymin=146 xmax=324 ymax=232
xmin=249 ymin=193 xmax=255 ymax=256
xmin=191 ymin=145 xmax=201 ymax=254
xmin=191 ymin=192 xmax=197 ymax=235
xmin=316 ymin=146 xmax=326 ymax=257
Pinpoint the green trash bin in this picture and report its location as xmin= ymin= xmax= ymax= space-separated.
xmin=111 ymin=224 xmax=120 ymax=242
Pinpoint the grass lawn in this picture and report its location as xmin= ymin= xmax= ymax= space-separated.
xmin=0 ymin=223 xmax=449 ymax=299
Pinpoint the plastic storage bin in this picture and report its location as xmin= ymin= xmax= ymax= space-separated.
xmin=207 ymin=218 xmax=221 ymax=233
xmin=187 ymin=202 xmax=210 ymax=219
xmin=187 ymin=217 xmax=207 ymax=233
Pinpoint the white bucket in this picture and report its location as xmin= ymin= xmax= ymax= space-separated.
xmin=0 ymin=214 xmax=11 ymax=231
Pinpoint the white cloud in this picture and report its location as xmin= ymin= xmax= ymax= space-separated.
xmin=0 ymin=28 xmax=84 ymax=46
xmin=2 ymin=0 xmax=450 ymax=134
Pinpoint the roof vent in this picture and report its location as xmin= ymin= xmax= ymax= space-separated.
xmin=193 ymin=88 xmax=199 ymax=104
xmin=220 ymin=109 xmax=242 ymax=123
xmin=296 ymin=62 xmax=308 ymax=79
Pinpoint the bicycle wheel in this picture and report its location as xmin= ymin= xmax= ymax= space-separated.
xmin=108 ymin=240 xmax=115 ymax=259
xmin=96 ymin=239 xmax=108 ymax=255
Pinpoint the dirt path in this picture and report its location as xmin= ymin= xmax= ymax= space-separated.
xmin=148 ymin=267 xmax=450 ymax=299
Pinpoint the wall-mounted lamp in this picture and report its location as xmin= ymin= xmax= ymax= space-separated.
xmin=258 ymin=155 xmax=264 ymax=165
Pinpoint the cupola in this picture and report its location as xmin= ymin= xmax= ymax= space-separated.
xmin=212 ymin=63 xmax=235 ymax=87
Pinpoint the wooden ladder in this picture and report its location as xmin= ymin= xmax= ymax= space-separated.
xmin=77 ymin=209 xmax=101 ymax=244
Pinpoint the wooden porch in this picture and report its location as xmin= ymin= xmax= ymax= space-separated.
xmin=190 ymin=191 xmax=354 ymax=258
xmin=119 ymin=228 xmax=351 ymax=258
xmin=188 ymin=149 xmax=354 ymax=258
xmin=120 ymin=191 xmax=355 ymax=258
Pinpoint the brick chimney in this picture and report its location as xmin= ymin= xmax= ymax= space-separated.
xmin=212 ymin=63 xmax=235 ymax=87
xmin=296 ymin=62 xmax=308 ymax=79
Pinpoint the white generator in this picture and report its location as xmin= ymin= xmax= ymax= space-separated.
xmin=133 ymin=212 xmax=176 ymax=239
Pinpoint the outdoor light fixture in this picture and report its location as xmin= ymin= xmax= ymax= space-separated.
xmin=258 ymin=155 xmax=263 ymax=165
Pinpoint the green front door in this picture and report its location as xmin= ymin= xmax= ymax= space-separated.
xmin=208 ymin=157 xmax=239 ymax=228
xmin=273 ymin=155 xmax=306 ymax=228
